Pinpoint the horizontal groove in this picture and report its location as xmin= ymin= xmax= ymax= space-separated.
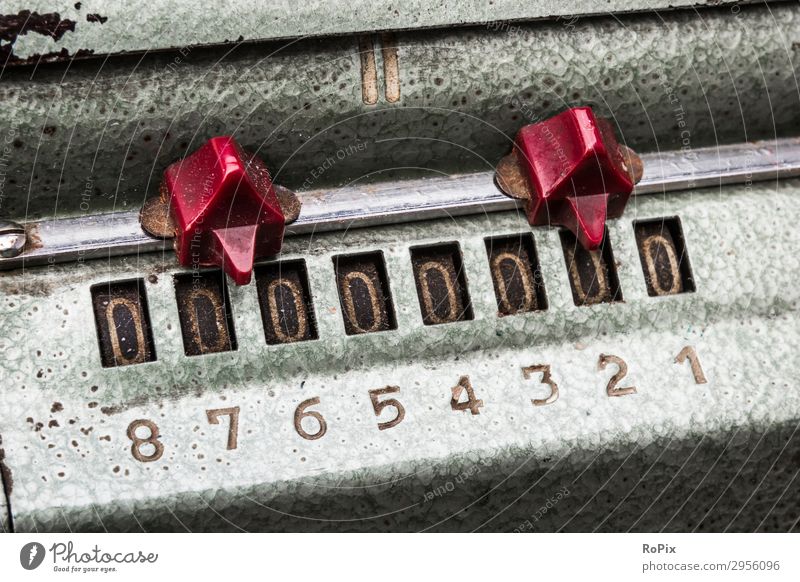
xmin=2 ymin=137 xmax=799 ymax=272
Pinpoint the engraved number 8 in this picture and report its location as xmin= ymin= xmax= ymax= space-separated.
xmin=127 ymin=419 xmax=165 ymax=462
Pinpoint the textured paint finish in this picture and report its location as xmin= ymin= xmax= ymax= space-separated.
xmin=1 ymin=0 xmax=757 ymax=62
xmin=0 ymin=179 xmax=798 ymax=531
xmin=0 ymin=4 xmax=799 ymax=219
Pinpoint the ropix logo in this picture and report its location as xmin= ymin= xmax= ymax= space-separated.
xmin=20 ymin=542 xmax=46 ymax=570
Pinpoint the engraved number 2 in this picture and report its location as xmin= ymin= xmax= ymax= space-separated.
xmin=598 ymin=354 xmax=637 ymax=397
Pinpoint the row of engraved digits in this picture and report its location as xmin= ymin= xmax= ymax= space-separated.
xmin=124 ymin=346 xmax=708 ymax=463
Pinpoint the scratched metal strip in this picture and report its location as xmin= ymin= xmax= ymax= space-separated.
xmin=2 ymin=137 xmax=799 ymax=271
xmin=0 ymin=0 xmax=763 ymax=64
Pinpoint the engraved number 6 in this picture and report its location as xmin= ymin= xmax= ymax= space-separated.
xmin=294 ymin=397 xmax=328 ymax=440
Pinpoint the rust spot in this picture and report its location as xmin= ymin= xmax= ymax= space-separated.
xmin=139 ymin=189 xmax=175 ymax=239
xmin=1 ymin=277 xmax=57 ymax=296
xmin=380 ymin=32 xmax=400 ymax=103
xmin=51 ymin=402 xmax=63 ymax=413
xmin=0 ymin=11 xmax=75 ymax=43
xmin=358 ymin=35 xmax=378 ymax=105
xmin=86 ymin=14 xmax=107 ymax=24
xmin=0 ymin=11 xmax=78 ymax=64
xmin=22 ymin=223 xmax=42 ymax=252
xmin=244 ymin=153 xmax=301 ymax=225
xmin=100 ymin=395 xmax=151 ymax=416
xmin=3 ymin=45 xmax=94 ymax=66
xmin=618 ymin=143 xmax=644 ymax=185
xmin=48 ymin=420 xmax=59 ymax=428
xmin=495 ymin=149 xmax=532 ymax=201
xmin=101 ymin=384 xmax=207 ymax=415
xmin=273 ymin=184 xmax=301 ymax=225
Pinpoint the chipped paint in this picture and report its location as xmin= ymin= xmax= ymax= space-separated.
xmin=0 ymin=10 xmax=77 ymax=64
xmin=85 ymin=14 xmax=107 ymax=24
xmin=0 ymin=0 xmax=760 ymax=64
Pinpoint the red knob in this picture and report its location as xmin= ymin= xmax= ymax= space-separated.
xmin=510 ymin=107 xmax=637 ymax=249
xmin=163 ymin=137 xmax=285 ymax=285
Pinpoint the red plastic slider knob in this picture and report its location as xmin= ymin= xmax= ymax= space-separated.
xmin=497 ymin=107 xmax=641 ymax=250
xmin=162 ymin=137 xmax=285 ymax=285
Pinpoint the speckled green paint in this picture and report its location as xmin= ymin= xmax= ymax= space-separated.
xmin=0 ymin=4 xmax=798 ymax=219
xmin=0 ymin=180 xmax=799 ymax=531
xmin=2 ymin=0 xmax=756 ymax=60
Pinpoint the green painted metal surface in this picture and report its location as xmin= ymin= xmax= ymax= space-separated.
xmin=0 ymin=179 xmax=798 ymax=531
xmin=0 ymin=3 xmax=798 ymax=219
xmin=1 ymin=0 xmax=759 ymax=62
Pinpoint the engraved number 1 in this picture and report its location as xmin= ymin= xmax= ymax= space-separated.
xmin=675 ymin=345 xmax=708 ymax=384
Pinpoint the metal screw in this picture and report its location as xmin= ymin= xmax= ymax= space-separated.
xmin=0 ymin=219 xmax=26 ymax=258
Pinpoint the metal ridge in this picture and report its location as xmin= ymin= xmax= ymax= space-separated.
xmin=2 ymin=137 xmax=799 ymax=271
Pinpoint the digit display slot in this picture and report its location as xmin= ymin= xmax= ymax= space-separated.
xmin=333 ymin=251 xmax=397 ymax=335
xmin=410 ymin=242 xmax=473 ymax=325
xmin=633 ymin=217 xmax=695 ymax=296
xmin=485 ymin=233 xmax=548 ymax=316
xmin=91 ymin=279 xmax=156 ymax=367
xmin=256 ymin=260 xmax=318 ymax=344
xmin=174 ymin=271 xmax=237 ymax=356
xmin=560 ymin=229 xmax=623 ymax=306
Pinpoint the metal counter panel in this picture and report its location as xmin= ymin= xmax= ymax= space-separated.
xmin=0 ymin=179 xmax=798 ymax=531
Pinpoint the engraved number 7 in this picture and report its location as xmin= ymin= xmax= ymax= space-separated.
xmin=207 ymin=406 xmax=240 ymax=450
